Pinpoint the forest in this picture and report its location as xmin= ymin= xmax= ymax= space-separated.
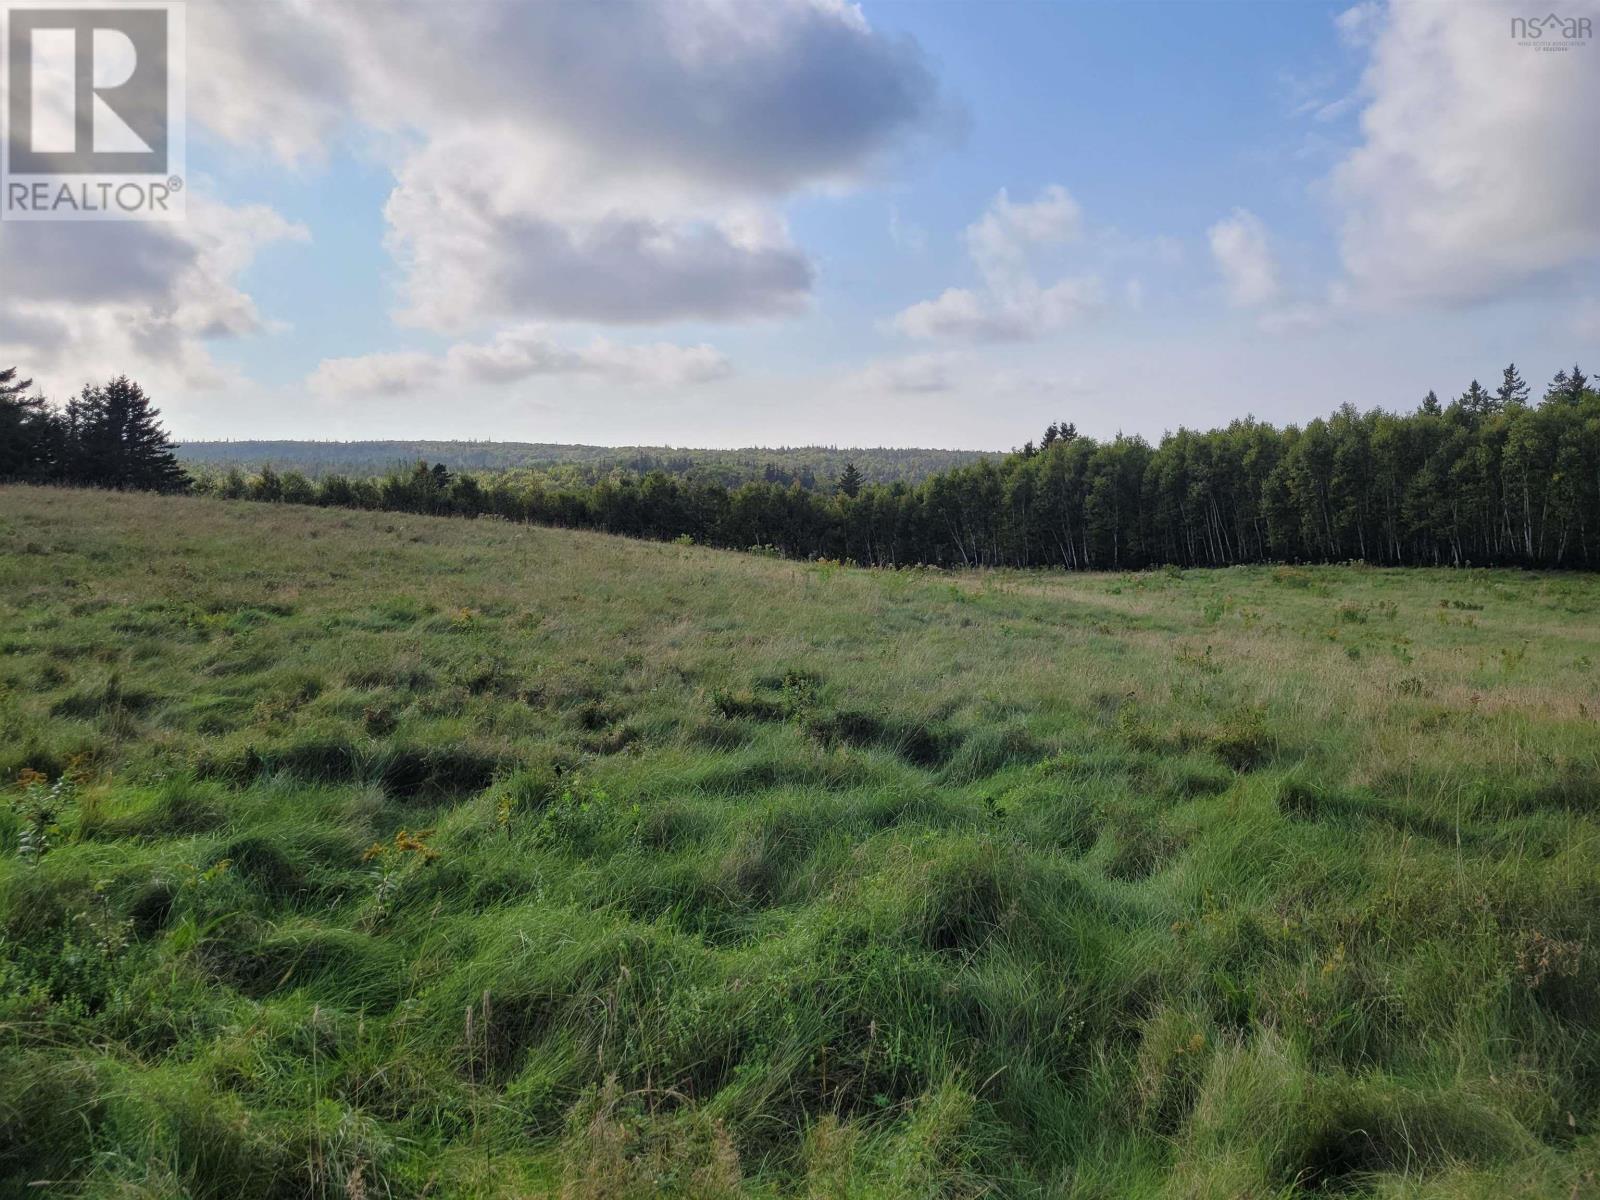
xmin=4 ymin=362 xmax=1599 ymax=569
xmin=172 ymin=439 xmax=991 ymax=489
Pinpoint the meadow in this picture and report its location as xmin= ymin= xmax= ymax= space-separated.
xmin=2 ymin=483 xmax=1599 ymax=1198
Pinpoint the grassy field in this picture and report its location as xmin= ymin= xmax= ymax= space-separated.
xmin=3 ymin=484 xmax=1599 ymax=1199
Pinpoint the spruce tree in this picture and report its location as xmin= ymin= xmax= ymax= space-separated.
xmin=1420 ymin=390 xmax=1442 ymax=415
xmin=1496 ymin=363 xmax=1529 ymax=408
xmin=837 ymin=461 xmax=863 ymax=498
xmin=1544 ymin=368 xmax=1571 ymax=405
xmin=1458 ymin=380 xmax=1496 ymax=418
xmin=0 ymin=365 xmax=30 ymax=401
xmin=0 ymin=366 xmax=58 ymax=481
xmin=64 ymin=376 xmax=188 ymax=492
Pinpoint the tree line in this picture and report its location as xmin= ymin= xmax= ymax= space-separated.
xmin=4 ymin=361 xmax=1599 ymax=569
xmin=173 ymin=438 xmax=990 ymax=489
xmin=0 ymin=369 xmax=187 ymax=492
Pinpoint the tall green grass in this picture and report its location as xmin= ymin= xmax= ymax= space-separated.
xmin=2 ymin=485 xmax=1598 ymax=1197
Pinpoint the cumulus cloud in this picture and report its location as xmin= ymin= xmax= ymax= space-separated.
xmin=0 ymin=200 xmax=309 ymax=394
xmin=321 ymin=0 xmax=934 ymax=191
xmin=309 ymin=329 xmax=733 ymax=398
xmin=447 ymin=330 xmax=733 ymax=387
xmin=964 ymin=184 xmax=1081 ymax=284
xmin=892 ymin=186 xmax=1106 ymax=342
xmin=189 ymin=1 xmax=355 ymax=167
xmin=382 ymin=142 xmax=813 ymax=329
xmin=893 ymin=278 xmax=1105 ymax=342
xmin=191 ymin=0 xmax=942 ymax=329
xmin=1331 ymin=0 xmax=1600 ymax=307
xmin=1208 ymin=209 xmax=1280 ymax=307
xmin=846 ymin=352 xmax=963 ymax=394
xmin=307 ymin=352 xmax=439 ymax=398
xmin=0 ymin=0 xmax=942 ymax=409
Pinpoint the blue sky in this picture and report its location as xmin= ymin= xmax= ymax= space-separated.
xmin=3 ymin=0 xmax=1597 ymax=447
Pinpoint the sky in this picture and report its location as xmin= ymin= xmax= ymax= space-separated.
xmin=1 ymin=0 xmax=1598 ymax=450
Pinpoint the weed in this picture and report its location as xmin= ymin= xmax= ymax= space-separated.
xmin=1395 ymin=675 xmax=1430 ymax=698
xmin=360 ymin=827 xmax=438 ymax=924
xmin=9 ymin=768 xmax=77 ymax=865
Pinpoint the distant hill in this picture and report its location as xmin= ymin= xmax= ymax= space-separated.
xmin=174 ymin=439 xmax=993 ymax=489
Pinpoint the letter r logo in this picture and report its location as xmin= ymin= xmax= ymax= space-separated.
xmin=6 ymin=7 xmax=168 ymax=174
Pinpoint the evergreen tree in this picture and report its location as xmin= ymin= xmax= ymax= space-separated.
xmin=64 ymin=376 xmax=188 ymax=492
xmin=837 ymin=461 xmax=863 ymax=498
xmin=1497 ymin=363 xmax=1529 ymax=408
xmin=1420 ymin=390 xmax=1442 ymax=415
xmin=0 ymin=365 xmax=30 ymax=401
xmin=0 ymin=366 xmax=58 ymax=481
xmin=254 ymin=464 xmax=283 ymax=502
xmin=1539 ymin=365 xmax=1587 ymax=407
xmin=1458 ymin=380 xmax=1496 ymax=419
xmin=1567 ymin=363 xmax=1590 ymax=402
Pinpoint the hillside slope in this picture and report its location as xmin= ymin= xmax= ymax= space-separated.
xmin=2 ymin=485 xmax=1599 ymax=1197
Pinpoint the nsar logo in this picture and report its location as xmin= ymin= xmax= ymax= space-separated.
xmin=1511 ymin=11 xmax=1593 ymax=50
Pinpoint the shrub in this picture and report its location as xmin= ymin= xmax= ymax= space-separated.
xmin=8 ymin=768 xmax=76 ymax=865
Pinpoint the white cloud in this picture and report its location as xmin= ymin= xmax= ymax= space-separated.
xmin=892 ymin=185 xmax=1106 ymax=342
xmin=448 ymin=330 xmax=733 ymax=387
xmin=893 ymin=289 xmax=991 ymax=340
xmin=307 ymin=352 xmax=439 ymax=398
xmin=192 ymin=0 xmax=943 ymax=330
xmin=1334 ymin=2 xmax=1384 ymax=48
xmin=1208 ymin=209 xmax=1280 ymax=307
xmin=1331 ymin=0 xmax=1600 ymax=308
xmin=0 ymin=0 xmax=943 ymax=413
xmin=893 ymin=278 xmax=1105 ymax=342
xmin=0 ymin=199 xmax=308 ymax=395
xmin=846 ymin=352 xmax=963 ymax=394
xmin=310 ymin=329 xmax=733 ymax=398
xmin=1311 ymin=93 xmax=1361 ymax=123
xmin=189 ymin=1 xmax=355 ymax=168
xmin=382 ymin=138 xmax=813 ymax=330
xmin=964 ymin=184 xmax=1081 ymax=284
